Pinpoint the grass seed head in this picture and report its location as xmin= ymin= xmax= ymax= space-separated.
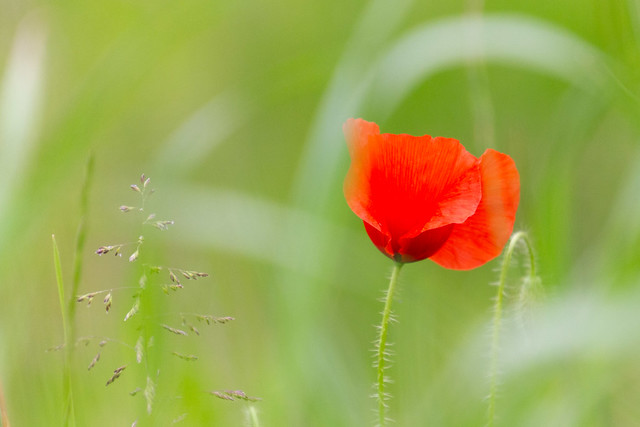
xmin=162 ymin=324 xmax=188 ymax=336
xmin=103 ymin=293 xmax=112 ymax=313
xmin=88 ymin=352 xmax=101 ymax=371
xmin=106 ymin=365 xmax=127 ymax=386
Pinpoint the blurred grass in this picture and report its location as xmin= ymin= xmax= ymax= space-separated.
xmin=2 ymin=0 xmax=640 ymax=425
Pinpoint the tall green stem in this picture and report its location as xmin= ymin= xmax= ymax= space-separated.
xmin=246 ymin=405 xmax=261 ymax=427
xmin=52 ymin=235 xmax=76 ymax=427
xmin=376 ymin=261 xmax=403 ymax=427
xmin=68 ymin=155 xmax=94 ymax=344
xmin=487 ymin=231 xmax=536 ymax=426
xmin=52 ymin=157 xmax=92 ymax=427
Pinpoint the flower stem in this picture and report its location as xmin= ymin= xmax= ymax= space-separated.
xmin=487 ymin=231 xmax=536 ymax=426
xmin=376 ymin=261 xmax=403 ymax=427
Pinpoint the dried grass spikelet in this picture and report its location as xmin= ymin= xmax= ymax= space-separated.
xmin=168 ymin=268 xmax=208 ymax=282
xmin=169 ymin=271 xmax=179 ymax=283
xmin=103 ymin=292 xmax=112 ymax=313
xmin=95 ymin=244 xmax=124 ymax=257
xmin=172 ymin=352 xmax=198 ymax=361
xmin=196 ymin=315 xmax=235 ymax=325
xmin=46 ymin=343 xmax=65 ymax=352
xmin=161 ymin=283 xmax=184 ymax=294
xmin=128 ymin=249 xmax=139 ymax=263
xmin=124 ymin=299 xmax=140 ymax=322
xmin=134 ymin=336 xmax=144 ymax=363
xmin=210 ymin=390 xmax=261 ymax=402
xmin=144 ymin=376 xmax=155 ymax=414
xmin=106 ymin=365 xmax=127 ymax=386
xmin=180 ymin=270 xmax=208 ymax=280
xmin=179 ymin=316 xmax=201 ymax=336
xmin=151 ymin=220 xmax=175 ymax=231
xmin=95 ymin=245 xmax=113 ymax=255
xmin=88 ymin=352 xmax=101 ymax=371
xmin=162 ymin=324 xmax=188 ymax=336
xmin=76 ymin=292 xmax=98 ymax=306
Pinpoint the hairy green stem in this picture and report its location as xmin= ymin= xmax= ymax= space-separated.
xmin=487 ymin=231 xmax=536 ymax=426
xmin=376 ymin=261 xmax=403 ymax=427
xmin=52 ymin=235 xmax=76 ymax=427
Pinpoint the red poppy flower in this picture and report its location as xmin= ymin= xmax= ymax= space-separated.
xmin=343 ymin=118 xmax=519 ymax=269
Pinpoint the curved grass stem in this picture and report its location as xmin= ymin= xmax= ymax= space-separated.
xmin=69 ymin=155 xmax=94 ymax=340
xmin=375 ymin=261 xmax=403 ymax=427
xmin=52 ymin=235 xmax=76 ymax=427
xmin=487 ymin=231 xmax=536 ymax=426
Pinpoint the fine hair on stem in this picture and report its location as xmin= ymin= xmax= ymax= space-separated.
xmin=487 ymin=231 xmax=538 ymax=426
xmin=374 ymin=261 xmax=404 ymax=426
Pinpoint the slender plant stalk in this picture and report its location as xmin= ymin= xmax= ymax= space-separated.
xmin=0 ymin=377 xmax=10 ymax=427
xmin=139 ymin=267 xmax=157 ymax=417
xmin=51 ymin=157 xmax=93 ymax=427
xmin=69 ymin=155 xmax=94 ymax=339
xmin=487 ymin=231 xmax=536 ymax=426
xmin=375 ymin=261 xmax=403 ymax=427
xmin=246 ymin=405 xmax=260 ymax=427
xmin=52 ymin=235 xmax=76 ymax=427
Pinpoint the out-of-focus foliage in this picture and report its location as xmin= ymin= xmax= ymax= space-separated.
xmin=2 ymin=0 xmax=640 ymax=425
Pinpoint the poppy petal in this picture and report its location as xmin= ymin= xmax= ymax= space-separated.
xmin=397 ymin=224 xmax=454 ymax=263
xmin=343 ymin=118 xmax=380 ymax=157
xmin=363 ymin=221 xmax=392 ymax=258
xmin=344 ymin=130 xmax=482 ymax=242
xmin=364 ymin=221 xmax=454 ymax=263
xmin=430 ymin=149 xmax=520 ymax=270
xmin=343 ymin=119 xmax=384 ymax=230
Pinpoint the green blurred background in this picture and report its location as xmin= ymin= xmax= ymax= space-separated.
xmin=2 ymin=0 xmax=640 ymax=425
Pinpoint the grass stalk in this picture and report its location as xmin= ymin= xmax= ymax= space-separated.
xmin=51 ymin=156 xmax=93 ymax=427
xmin=487 ymin=231 xmax=536 ymax=426
xmin=52 ymin=235 xmax=76 ymax=427
xmin=246 ymin=404 xmax=260 ymax=427
xmin=68 ymin=155 xmax=94 ymax=341
xmin=375 ymin=261 xmax=403 ymax=427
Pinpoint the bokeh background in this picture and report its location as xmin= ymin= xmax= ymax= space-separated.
xmin=2 ymin=0 xmax=640 ymax=425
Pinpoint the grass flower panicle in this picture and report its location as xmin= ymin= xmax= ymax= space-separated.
xmin=51 ymin=173 xmax=257 ymax=424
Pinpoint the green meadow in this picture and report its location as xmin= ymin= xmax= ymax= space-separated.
xmin=2 ymin=0 xmax=640 ymax=425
